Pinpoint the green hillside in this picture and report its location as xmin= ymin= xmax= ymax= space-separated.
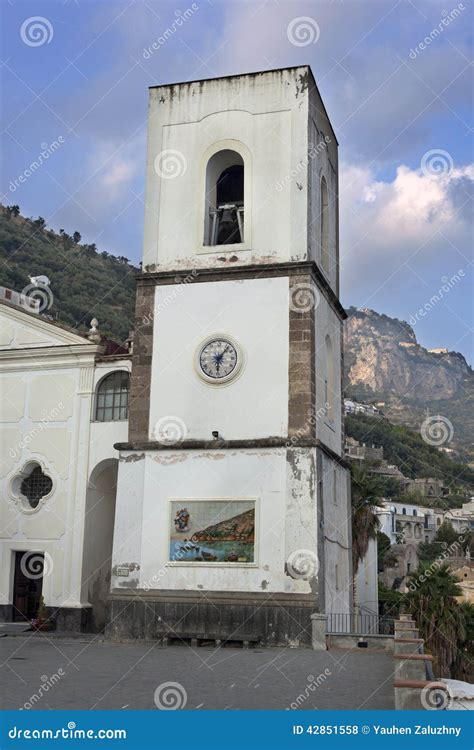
xmin=0 ymin=206 xmax=137 ymax=342
xmin=345 ymin=413 xmax=474 ymax=493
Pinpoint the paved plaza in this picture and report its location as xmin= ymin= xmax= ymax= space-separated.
xmin=0 ymin=634 xmax=394 ymax=711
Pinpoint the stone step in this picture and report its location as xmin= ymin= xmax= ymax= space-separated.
xmin=394 ymin=653 xmax=433 ymax=681
xmin=394 ymin=638 xmax=424 ymax=655
xmin=394 ymin=680 xmax=449 ymax=710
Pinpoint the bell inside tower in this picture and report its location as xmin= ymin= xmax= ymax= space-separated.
xmin=205 ymin=150 xmax=244 ymax=246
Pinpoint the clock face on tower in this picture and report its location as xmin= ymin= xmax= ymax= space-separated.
xmin=195 ymin=334 xmax=244 ymax=385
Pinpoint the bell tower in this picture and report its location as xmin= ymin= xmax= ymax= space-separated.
xmin=109 ymin=66 xmax=352 ymax=646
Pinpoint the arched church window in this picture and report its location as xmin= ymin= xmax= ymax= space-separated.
xmin=95 ymin=371 xmax=129 ymax=422
xmin=205 ymin=150 xmax=244 ymax=246
xmin=320 ymin=176 xmax=329 ymax=275
xmin=325 ymin=334 xmax=334 ymax=421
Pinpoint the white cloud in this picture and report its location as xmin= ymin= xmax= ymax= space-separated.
xmin=340 ymin=161 xmax=473 ymax=265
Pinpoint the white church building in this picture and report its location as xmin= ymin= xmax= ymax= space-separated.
xmin=0 ymin=295 xmax=131 ymax=631
xmin=1 ymin=66 xmax=353 ymax=646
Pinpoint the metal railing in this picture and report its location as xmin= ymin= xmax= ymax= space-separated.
xmin=326 ymin=612 xmax=394 ymax=635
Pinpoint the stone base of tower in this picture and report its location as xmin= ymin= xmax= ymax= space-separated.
xmin=106 ymin=589 xmax=316 ymax=647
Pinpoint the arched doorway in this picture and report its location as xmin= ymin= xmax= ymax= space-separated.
xmin=83 ymin=459 xmax=118 ymax=631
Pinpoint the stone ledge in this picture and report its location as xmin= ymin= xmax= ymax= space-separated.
xmin=113 ymin=436 xmax=349 ymax=467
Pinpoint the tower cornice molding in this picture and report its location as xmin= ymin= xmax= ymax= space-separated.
xmin=136 ymin=261 xmax=347 ymax=320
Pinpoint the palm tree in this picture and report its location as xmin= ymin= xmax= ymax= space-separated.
xmin=406 ymin=564 xmax=465 ymax=678
xmin=350 ymin=463 xmax=384 ymax=573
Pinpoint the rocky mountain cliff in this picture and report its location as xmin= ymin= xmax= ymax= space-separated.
xmin=344 ymin=307 xmax=474 ymax=461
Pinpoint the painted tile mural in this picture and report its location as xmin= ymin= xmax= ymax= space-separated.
xmin=169 ymin=499 xmax=255 ymax=563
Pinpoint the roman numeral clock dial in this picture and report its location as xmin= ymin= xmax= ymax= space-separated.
xmin=195 ymin=335 xmax=245 ymax=385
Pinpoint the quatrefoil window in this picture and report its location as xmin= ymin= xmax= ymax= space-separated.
xmin=11 ymin=462 xmax=53 ymax=512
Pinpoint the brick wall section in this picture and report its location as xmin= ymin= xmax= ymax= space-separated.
xmin=288 ymin=274 xmax=316 ymax=438
xmin=128 ymin=282 xmax=155 ymax=443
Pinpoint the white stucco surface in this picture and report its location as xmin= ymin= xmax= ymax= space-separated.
xmin=149 ymin=277 xmax=289 ymax=441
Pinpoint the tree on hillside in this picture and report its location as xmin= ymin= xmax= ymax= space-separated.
xmin=350 ymin=463 xmax=384 ymax=573
xmin=33 ymin=217 xmax=46 ymax=229
xmin=406 ymin=564 xmax=466 ymax=678
xmin=73 ymin=231 xmax=81 ymax=244
xmin=6 ymin=205 xmax=20 ymax=218
xmin=418 ymin=521 xmax=471 ymax=564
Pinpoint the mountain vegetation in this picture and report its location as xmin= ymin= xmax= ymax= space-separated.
xmin=345 ymin=413 xmax=474 ymax=491
xmin=344 ymin=306 xmax=474 ymax=462
xmin=0 ymin=206 xmax=138 ymax=343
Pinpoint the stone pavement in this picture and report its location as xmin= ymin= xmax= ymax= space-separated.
xmin=0 ymin=635 xmax=394 ymax=710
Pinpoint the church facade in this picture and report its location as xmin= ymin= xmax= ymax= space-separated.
xmin=0 ymin=294 xmax=131 ymax=632
xmin=108 ymin=66 xmax=352 ymax=646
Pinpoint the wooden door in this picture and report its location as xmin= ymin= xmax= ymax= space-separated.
xmin=13 ymin=551 xmax=43 ymax=622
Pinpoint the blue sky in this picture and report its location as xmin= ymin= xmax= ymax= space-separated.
xmin=1 ymin=0 xmax=472 ymax=361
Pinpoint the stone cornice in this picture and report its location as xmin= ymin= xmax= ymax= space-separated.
xmin=114 ymin=436 xmax=349 ymax=468
xmin=136 ymin=260 xmax=347 ymax=320
xmin=0 ymin=345 xmax=98 ymax=371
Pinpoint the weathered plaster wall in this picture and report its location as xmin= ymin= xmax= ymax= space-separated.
xmin=319 ymin=452 xmax=351 ymax=615
xmin=143 ymin=67 xmax=317 ymax=270
xmin=149 ymin=277 xmax=289 ymax=441
xmin=111 ymin=447 xmax=321 ymax=597
xmin=354 ymin=536 xmax=379 ymax=615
